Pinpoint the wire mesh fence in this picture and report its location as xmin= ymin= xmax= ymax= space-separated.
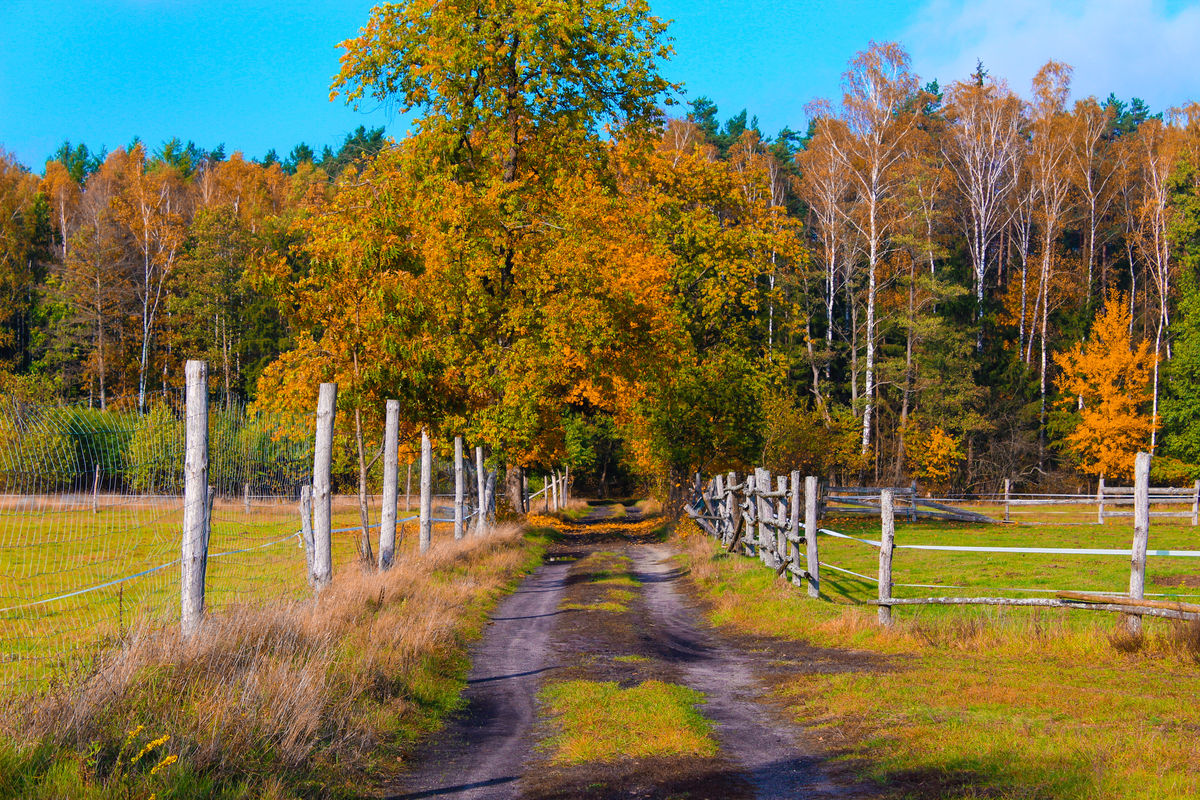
xmin=0 ymin=393 xmax=318 ymax=694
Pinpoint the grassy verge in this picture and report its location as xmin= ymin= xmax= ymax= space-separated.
xmin=0 ymin=524 xmax=549 ymax=800
xmin=537 ymin=679 xmax=717 ymax=764
xmin=675 ymin=521 xmax=1200 ymax=800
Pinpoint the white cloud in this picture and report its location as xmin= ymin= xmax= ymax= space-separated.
xmin=903 ymin=0 xmax=1200 ymax=109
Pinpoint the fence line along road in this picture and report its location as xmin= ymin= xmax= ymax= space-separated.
xmin=685 ymin=454 xmax=1200 ymax=635
xmin=1 ymin=359 xmax=583 ymax=693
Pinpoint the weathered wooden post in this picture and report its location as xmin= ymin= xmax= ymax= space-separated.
xmin=878 ymin=489 xmax=895 ymax=627
xmin=311 ymin=382 xmax=336 ymax=589
xmin=551 ymin=469 xmax=560 ymax=512
xmin=1003 ymin=478 xmax=1011 ymax=523
xmin=419 ymin=429 xmax=433 ymax=552
xmin=543 ymin=473 xmax=551 ymax=513
xmin=743 ymin=472 xmax=757 ymax=557
xmin=91 ymin=462 xmax=101 ymax=513
xmin=485 ymin=468 xmax=497 ymax=527
xmin=805 ymin=476 xmax=820 ymax=599
xmin=725 ymin=471 xmax=737 ymax=546
xmin=756 ymin=468 xmax=772 ymax=566
xmin=713 ymin=473 xmax=727 ymax=541
xmin=474 ymin=446 xmax=486 ymax=536
xmin=789 ymin=471 xmax=802 ymax=584
xmin=775 ymin=475 xmax=788 ymax=567
xmin=181 ymin=360 xmax=209 ymax=637
xmin=379 ymin=399 xmax=400 ymax=569
xmin=1097 ymin=476 xmax=1106 ymax=525
xmin=1126 ymin=452 xmax=1151 ymax=635
xmin=1191 ymin=478 xmax=1199 ymax=527
xmin=454 ymin=435 xmax=465 ymax=540
xmin=243 ymin=482 xmax=251 ymax=515
xmin=564 ymin=465 xmax=571 ymax=504
xmin=300 ymin=485 xmax=315 ymax=583
xmin=203 ymin=485 xmax=214 ymax=591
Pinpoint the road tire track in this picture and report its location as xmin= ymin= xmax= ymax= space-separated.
xmin=385 ymin=560 xmax=571 ymax=800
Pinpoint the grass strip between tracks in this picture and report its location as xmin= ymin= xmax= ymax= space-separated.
xmin=537 ymin=679 xmax=717 ymax=764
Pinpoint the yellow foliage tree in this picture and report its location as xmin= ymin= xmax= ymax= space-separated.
xmin=1053 ymin=292 xmax=1157 ymax=480
xmin=905 ymin=424 xmax=963 ymax=491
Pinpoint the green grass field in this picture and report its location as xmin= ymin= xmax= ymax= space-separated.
xmin=0 ymin=495 xmax=458 ymax=693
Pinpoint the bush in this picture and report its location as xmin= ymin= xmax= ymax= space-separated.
xmin=124 ymin=402 xmax=184 ymax=494
xmin=0 ymin=404 xmax=80 ymax=490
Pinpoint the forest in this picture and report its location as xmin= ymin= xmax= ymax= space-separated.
xmin=2 ymin=3 xmax=1200 ymax=503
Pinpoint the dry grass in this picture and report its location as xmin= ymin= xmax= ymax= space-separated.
xmin=636 ymin=497 xmax=663 ymax=515
xmin=0 ymin=522 xmax=543 ymax=799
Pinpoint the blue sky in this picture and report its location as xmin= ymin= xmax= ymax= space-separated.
xmin=2 ymin=0 xmax=1199 ymax=170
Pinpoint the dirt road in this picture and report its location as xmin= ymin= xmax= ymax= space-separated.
xmin=386 ymin=504 xmax=863 ymax=800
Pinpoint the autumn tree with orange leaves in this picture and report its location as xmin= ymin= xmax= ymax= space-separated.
xmin=1054 ymin=293 xmax=1157 ymax=480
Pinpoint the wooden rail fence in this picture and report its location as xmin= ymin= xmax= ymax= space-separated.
xmin=686 ymin=454 xmax=1200 ymax=634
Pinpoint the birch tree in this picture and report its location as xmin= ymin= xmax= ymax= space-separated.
xmin=1069 ymin=97 xmax=1119 ymax=304
xmin=825 ymin=41 xmax=922 ymax=457
xmin=113 ymin=145 xmax=189 ymax=408
xmin=942 ymin=78 xmax=1022 ymax=346
xmin=1131 ymin=117 xmax=1184 ymax=451
xmin=1027 ymin=61 xmax=1074 ymax=464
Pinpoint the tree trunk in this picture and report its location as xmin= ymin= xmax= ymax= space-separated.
xmin=505 ymin=464 xmax=525 ymax=514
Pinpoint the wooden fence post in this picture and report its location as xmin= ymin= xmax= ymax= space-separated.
xmin=243 ymin=482 xmax=251 ymax=515
xmin=300 ymin=485 xmax=315 ymax=583
xmin=1003 ymin=478 xmax=1011 ymax=523
xmin=474 ymin=446 xmax=487 ymax=536
xmin=745 ymin=472 xmax=758 ymax=558
xmin=379 ymin=399 xmax=400 ymax=569
xmin=204 ymin=485 xmax=214 ymax=592
xmin=775 ymin=475 xmax=788 ymax=567
xmin=419 ymin=429 xmax=433 ymax=552
xmin=551 ymin=469 xmax=560 ymax=512
xmin=92 ymin=464 xmax=101 ymax=514
xmin=713 ymin=473 xmax=726 ymax=542
xmin=789 ymin=471 xmax=802 ymax=585
xmin=1126 ymin=452 xmax=1152 ymax=635
xmin=454 ymin=436 xmax=465 ymax=540
xmin=564 ymin=465 xmax=570 ymax=504
xmin=1192 ymin=479 xmax=1199 ymax=527
xmin=805 ymin=475 xmax=820 ymax=599
xmin=756 ymin=468 xmax=772 ymax=566
xmin=311 ymin=382 xmax=336 ymax=590
xmin=1097 ymin=476 xmax=1106 ymax=525
xmin=485 ymin=468 xmax=497 ymax=527
xmin=181 ymin=360 xmax=209 ymax=637
xmin=725 ymin=471 xmax=737 ymax=546
xmin=878 ymin=489 xmax=895 ymax=627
